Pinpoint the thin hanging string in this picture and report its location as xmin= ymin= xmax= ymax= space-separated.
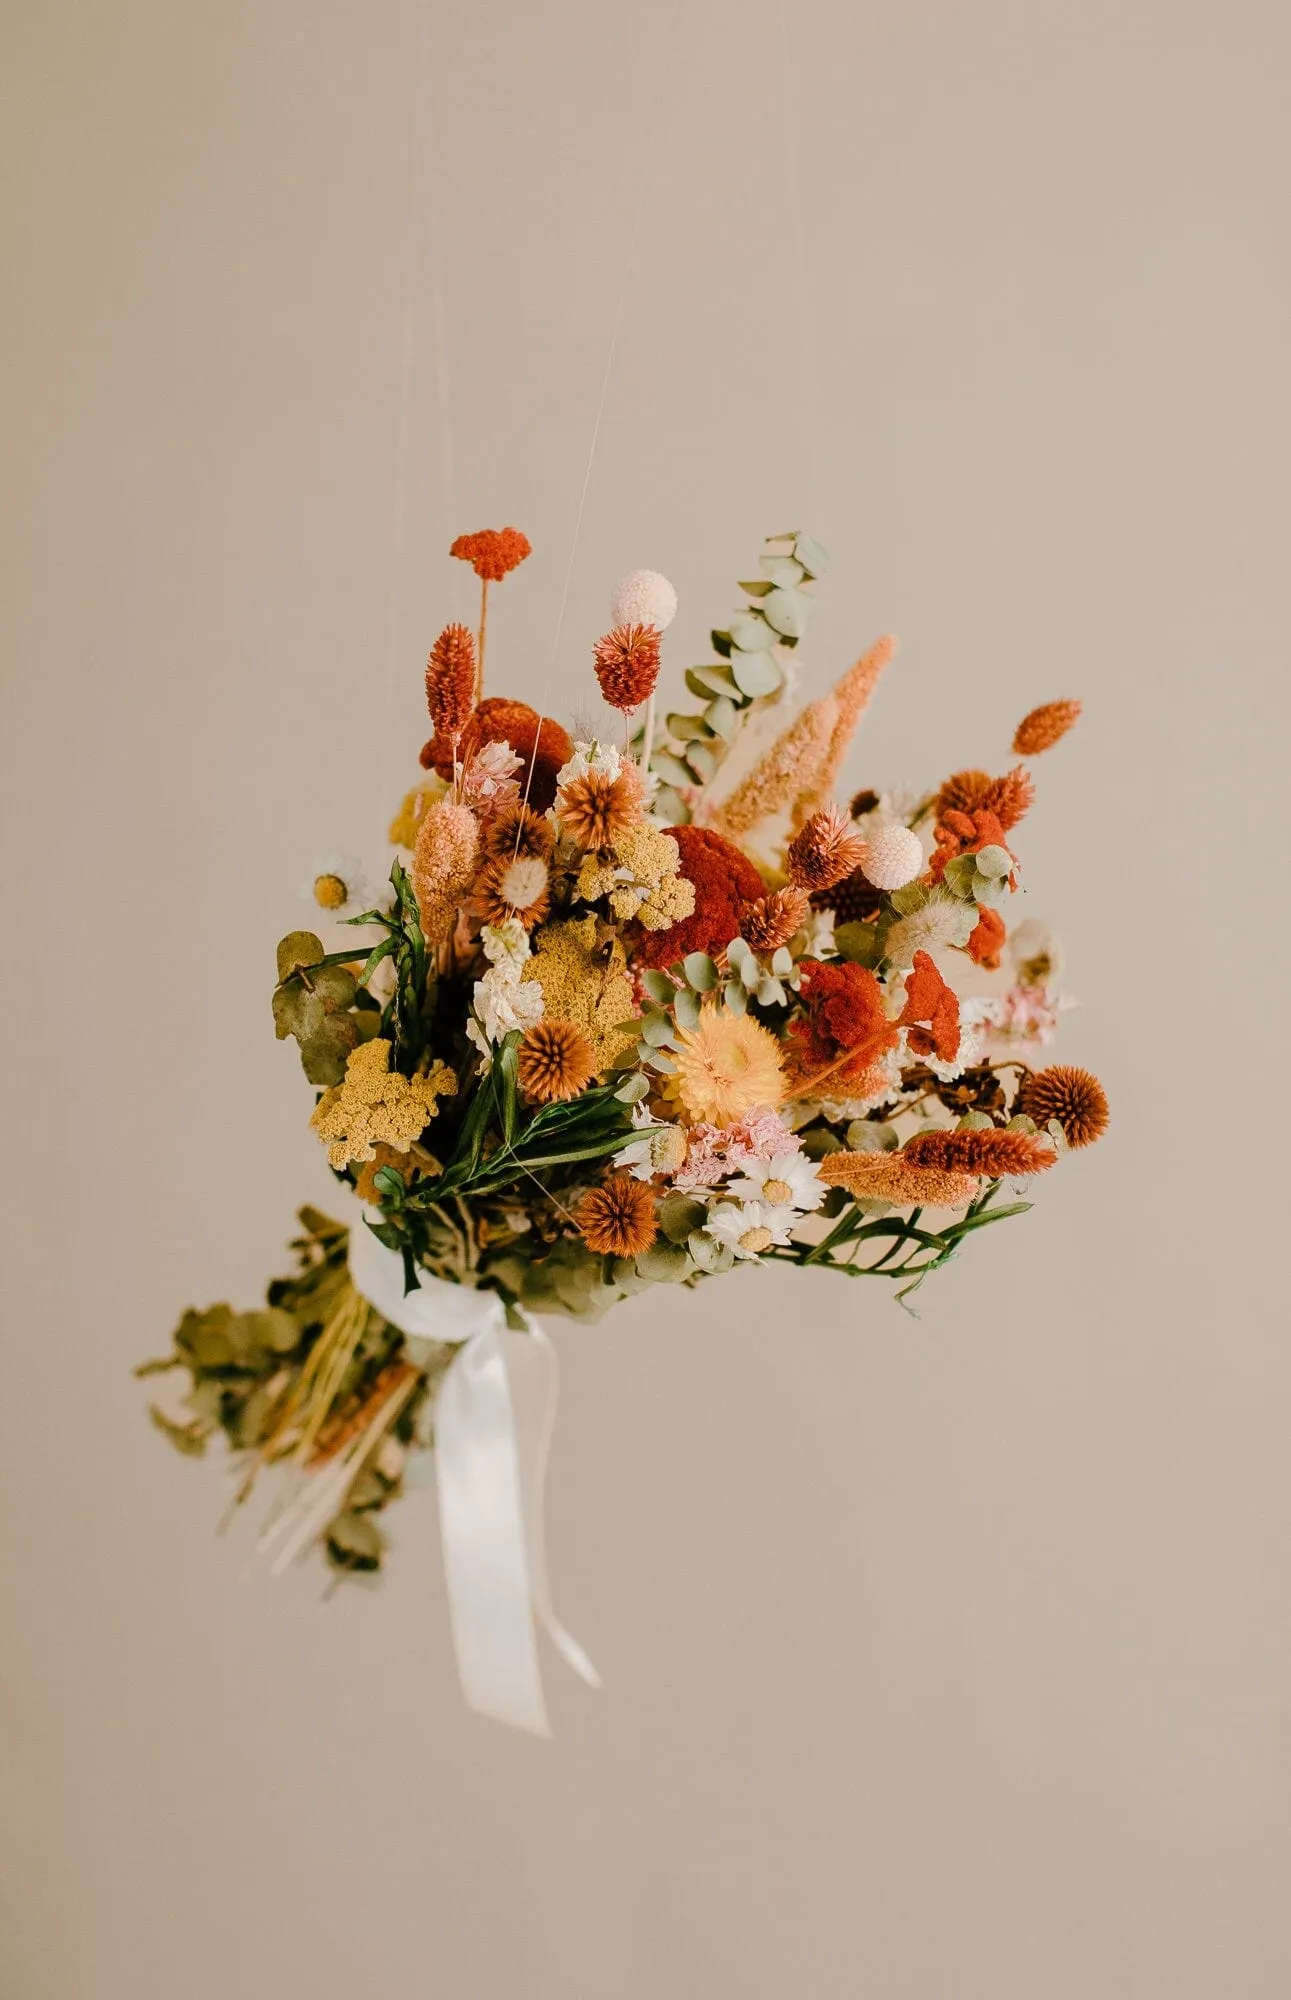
xmin=779 ymin=11 xmax=819 ymax=531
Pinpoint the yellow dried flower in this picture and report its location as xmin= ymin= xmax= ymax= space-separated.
xmin=411 ymin=799 xmax=479 ymax=945
xmin=665 ymin=1006 xmax=784 ymax=1126
xmin=310 ymin=1039 xmax=456 ymax=1170
xmin=575 ymin=821 xmax=695 ymax=930
xmin=524 ymin=917 xmax=638 ymax=1069
xmin=388 ymin=773 xmax=447 ymax=849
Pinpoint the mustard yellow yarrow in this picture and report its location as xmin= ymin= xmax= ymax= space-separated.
xmin=575 ymin=822 xmax=696 ymax=929
xmin=310 ymin=1038 xmax=456 ymax=1169
xmin=524 ymin=917 xmax=638 ymax=1070
xmin=388 ymin=773 xmax=447 ymax=850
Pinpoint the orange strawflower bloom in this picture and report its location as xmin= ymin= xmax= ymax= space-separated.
xmin=449 ymin=528 xmax=532 ymax=582
xmin=903 ymin=1127 xmax=1056 ymax=1175
xmin=966 ymin=904 xmax=1007 ymax=969
xmin=576 ymin=1175 xmax=658 ymax=1258
xmin=592 ymin=624 xmax=662 ymax=711
xmin=517 ymin=1020 xmax=597 ymax=1104
xmin=425 ymin=624 xmax=476 ymax=738
xmin=740 ymin=887 xmax=810 ymax=953
xmin=1013 ymin=698 xmax=1081 ymax=756
xmin=785 ymin=804 xmax=868 ymax=893
xmin=1016 ymin=1065 xmax=1109 ymax=1147
xmin=897 ymin=949 xmax=961 ymax=1062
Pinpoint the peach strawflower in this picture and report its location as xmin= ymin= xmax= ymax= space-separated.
xmin=740 ymin=887 xmax=810 ymax=953
xmin=517 ymin=1019 xmax=597 ymax=1104
xmin=668 ymin=1007 xmax=784 ymax=1126
xmin=425 ymin=624 xmax=476 ymax=738
xmin=786 ymin=804 xmax=868 ymax=893
xmin=818 ymin=1150 xmax=980 ymax=1209
xmin=1013 ymin=699 xmax=1082 ymax=756
xmin=449 ymin=528 xmax=532 ymax=582
xmin=1016 ymin=1065 xmax=1109 ymax=1147
xmin=903 ymin=1128 xmax=1056 ymax=1175
xmin=576 ymin=1175 xmax=658 ymax=1258
xmin=592 ymin=623 xmax=662 ymax=711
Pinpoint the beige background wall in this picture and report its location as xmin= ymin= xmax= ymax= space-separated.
xmin=3 ymin=2 xmax=1289 ymax=1994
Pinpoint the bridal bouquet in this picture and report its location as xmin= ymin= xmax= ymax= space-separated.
xmin=140 ymin=525 xmax=1106 ymax=1720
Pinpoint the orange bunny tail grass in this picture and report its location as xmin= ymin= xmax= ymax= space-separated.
xmin=449 ymin=528 xmax=532 ymax=582
xmin=592 ymin=624 xmax=662 ymax=712
xmin=411 ymin=799 xmax=479 ymax=945
xmin=576 ymin=1175 xmax=657 ymax=1258
xmin=903 ymin=1127 xmax=1057 ymax=1176
xmin=818 ymin=1150 xmax=981 ymax=1210
xmin=425 ymin=624 xmax=476 ymax=738
xmin=1013 ymin=698 xmax=1082 ymax=756
xmin=517 ymin=1019 xmax=597 ymax=1104
xmin=1016 ymin=1065 xmax=1110 ymax=1148
xmin=785 ymin=804 xmax=868 ymax=893
xmin=740 ymin=886 xmax=810 ymax=953
xmin=806 ymin=635 xmax=900 ymax=825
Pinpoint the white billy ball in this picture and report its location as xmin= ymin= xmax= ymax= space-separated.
xmin=861 ymin=822 xmax=925 ymax=891
xmin=611 ymin=569 xmax=678 ymax=631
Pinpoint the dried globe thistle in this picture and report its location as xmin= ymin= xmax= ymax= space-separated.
xmin=557 ymin=767 xmax=643 ymax=852
xmin=903 ymin=1127 xmax=1057 ymax=1175
xmin=474 ymin=852 xmax=551 ymax=930
xmin=1016 ymin=1065 xmax=1109 ymax=1147
xmin=576 ymin=1175 xmax=658 ymax=1258
xmin=818 ymin=1150 xmax=980 ymax=1209
xmin=449 ymin=528 xmax=532 ymax=582
xmin=517 ymin=1019 xmax=597 ymax=1104
xmin=740 ymin=886 xmax=810 ymax=953
xmin=592 ymin=623 xmax=662 ymax=712
xmin=1013 ymin=698 xmax=1081 ymax=756
xmin=480 ymin=800 xmax=554 ymax=862
xmin=786 ymin=803 xmax=868 ymax=893
xmin=425 ymin=623 xmax=476 ymax=738
xmin=411 ymin=799 xmax=479 ymax=945
xmin=937 ymin=769 xmax=994 ymax=817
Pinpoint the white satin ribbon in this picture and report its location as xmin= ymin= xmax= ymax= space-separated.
xmin=347 ymin=1216 xmax=600 ymax=1735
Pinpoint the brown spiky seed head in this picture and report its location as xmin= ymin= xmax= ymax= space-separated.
xmin=1016 ymin=1065 xmax=1109 ymax=1148
xmin=785 ymin=803 xmax=869 ymax=892
xmin=425 ymin=624 xmax=477 ymax=737
xmin=591 ymin=623 xmax=662 ymax=711
xmin=937 ymin=769 xmax=995 ymax=818
xmin=903 ymin=1127 xmax=1057 ymax=1176
xmin=557 ymin=768 xmax=642 ymax=852
xmin=576 ymin=1174 xmax=658 ymax=1258
xmin=517 ymin=1019 xmax=597 ymax=1104
xmin=1013 ymin=699 xmax=1082 ymax=756
xmin=480 ymin=801 xmax=554 ymax=862
xmin=740 ymin=887 xmax=810 ymax=954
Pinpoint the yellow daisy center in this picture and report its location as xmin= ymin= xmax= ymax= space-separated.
xmin=739 ymin=1226 xmax=774 ymax=1254
xmin=313 ymin=872 xmax=348 ymax=910
xmin=762 ymin=1177 xmax=793 ymax=1205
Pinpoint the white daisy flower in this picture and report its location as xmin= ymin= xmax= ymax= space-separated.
xmin=301 ymin=853 xmax=374 ymax=920
xmin=703 ymin=1199 xmax=795 ymax=1262
xmin=613 ymin=1105 xmax=687 ymax=1181
xmin=725 ymin=1149 xmax=826 ymax=1214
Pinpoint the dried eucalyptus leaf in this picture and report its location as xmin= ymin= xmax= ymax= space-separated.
xmin=657 ymin=1193 xmax=707 ymax=1244
xmin=703 ymin=695 xmax=739 ymax=740
xmin=272 ymin=982 xmax=325 ymax=1044
xmin=730 ymin=650 xmax=782 ymax=698
xmin=641 ymin=969 xmax=675 ymax=1004
xmin=682 ymin=952 xmax=718 ymax=991
xmin=792 ymin=534 xmax=829 ymax=577
xmin=311 ymin=965 xmax=358 ymax=1008
xmin=738 ymin=577 xmax=775 ymax=598
xmin=685 ymin=663 xmax=740 ymax=700
xmin=149 ymin=1405 xmax=211 ymax=1456
xmin=728 ymin=610 xmax=775 ymax=653
xmin=760 ymin=586 xmax=812 ymax=639
xmin=300 ymin=1013 xmax=358 ymax=1086
xmin=666 ymin=710 xmax=713 ymax=743
xmin=634 ymin=1240 xmax=691 ymax=1283
xmin=673 ymin=986 xmax=701 ymax=1031
xmin=652 ymin=751 xmax=695 ymax=790
xmin=845 ymin=1119 xmax=899 ymax=1153
xmin=834 ymin=921 xmax=879 ymax=967
xmin=685 ymin=741 xmax=717 ymax=784
xmin=276 ymin=931 xmax=325 ymax=982
xmin=759 ymin=554 xmax=806 ymax=587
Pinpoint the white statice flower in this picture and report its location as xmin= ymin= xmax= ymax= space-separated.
xmin=1008 ymin=916 xmax=1065 ymax=990
xmin=555 ymin=739 xmax=622 ymax=791
xmin=613 ymin=1104 xmax=688 ymax=1182
xmin=726 ymin=1149 xmax=826 ymax=1214
xmin=704 ymin=1200 xmax=795 ymax=1261
xmin=800 ymin=907 xmax=837 ymax=959
xmin=300 ymin=852 xmax=375 ymax=919
xmin=905 ymin=995 xmax=994 ymax=1082
xmin=467 ymin=920 xmax=544 ymax=1055
xmin=479 ymin=919 xmax=530 ymax=974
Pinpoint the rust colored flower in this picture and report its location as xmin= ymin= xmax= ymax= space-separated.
xmin=629 ymin=825 xmax=766 ymax=970
xmin=517 ymin=1019 xmax=597 ymax=1104
xmin=592 ymin=623 xmax=662 ymax=711
xmin=480 ymin=801 xmax=554 ymax=862
xmin=474 ymin=852 xmax=551 ymax=930
xmin=903 ymin=1127 xmax=1057 ymax=1175
xmin=936 ymin=769 xmax=994 ymax=818
xmin=558 ymin=768 xmax=643 ymax=852
xmin=421 ymin=697 xmax=574 ymax=812
xmin=785 ymin=803 xmax=868 ymax=893
xmin=818 ymin=1150 xmax=980 ymax=1209
xmin=449 ymin=527 xmax=532 ymax=582
xmin=425 ymin=623 xmax=476 ymax=738
xmin=929 ymin=806 xmax=1015 ymax=884
xmin=576 ymin=1174 xmax=658 ymax=1258
xmin=982 ymin=765 xmax=1035 ymax=832
xmin=1013 ymin=698 xmax=1082 ymax=756
xmin=897 ymin=949 xmax=961 ymax=1062
xmin=1016 ymin=1065 xmax=1109 ymax=1148
xmin=966 ymin=903 xmax=1007 ymax=969
xmin=788 ymin=959 xmax=901 ymax=1093
xmin=740 ymin=887 xmax=810 ymax=953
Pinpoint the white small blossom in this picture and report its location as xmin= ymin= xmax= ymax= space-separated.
xmin=726 ymin=1150 xmax=826 ymax=1214
xmin=704 ymin=1199 xmax=795 ymax=1261
xmin=468 ymin=921 xmax=544 ymax=1053
xmin=301 ymin=852 xmax=376 ymax=920
xmin=555 ymin=739 xmax=622 ymax=790
xmin=480 ymin=919 xmax=531 ymax=974
xmin=800 ymin=908 xmax=836 ymax=959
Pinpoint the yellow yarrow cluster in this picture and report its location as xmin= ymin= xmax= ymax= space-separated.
xmin=524 ymin=917 xmax=638 ymax=1069
xmin=388 ymin=773 xmax=447 ymax=849
xmin=310 ymin=1038 xmax=456 ymax=1169
xmin=575 ymin=823 xmax=696 ymax=930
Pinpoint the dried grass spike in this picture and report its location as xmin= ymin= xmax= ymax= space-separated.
xmin=903 ymin=1127 xmax=1057 ymax=1176
xmin=425 ymin=624 xmax=476 ymax=737
xmin=818 ymin=1150 xmax=980 ymax=1209
xmin=411 ymin=799 xmax=479 ymax=945
xmin=1013 ymin=699 xmax=1082 ymax=756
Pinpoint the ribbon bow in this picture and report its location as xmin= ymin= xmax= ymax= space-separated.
xmin=347 ymin=1217 xmax=599 ymax=1735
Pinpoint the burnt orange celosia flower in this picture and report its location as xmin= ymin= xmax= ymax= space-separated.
xmin=425 ymin=623 xmax=476 ymax=738
xmin=740 ymin=887 xmax=810 ymax=953
xmin=592 ymin=623 xmax=662 ymax=712
xmin=421 ymin=697 xmax=574 ymax=811
xmin=449 ymin=528 xmax=532 ymax=583
xmin=929 ymin=806 xmax=1015 ymax=885
xmin=966 ymin=903 xmax=1007 ymax=969
xmin=480 ymin=801 xmax=554 ymax=862
xmin=558 ymin=768 xmax=643 ymax=852
xmin=903 ymin=1127 xmax=1057 ymax=1176
xmin=630 ymin=826 xmax=766 ymax=970
xmin=576 ymin=1174 xmax=658 ymax=1258
xmin=788 ymin=959 xmax=901 ymax=1092
xmin=897 ymin=949 xmax=961 ymax=1062
xmin=517 ymin=1019 xmax=597 ymax=1104
xmin=1016 ymin=1065 xmax=1109 ymax=1148
xmin=785 ymin=804 xmax=868 ymax=893
xmin=1013 ymin=698 xmax=1082 ymax=756
xmin=818 ymin=1150 xmax=981 ymax=1209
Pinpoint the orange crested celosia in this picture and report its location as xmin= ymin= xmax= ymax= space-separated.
xmin=903 ymin=1127 xmax=1057 ymax=1176
xmin=630 ymin=825 xmax=766 ymax=969
xmin=592 ymin=624 xmax=662 ymax=711
xmin=785 ymin=804 xmax=868 ymax=893
xmin=929 ymin=806 xmax=1016 ymax=885
xmin=479 ymin=801 xmax=554 ymax=862
xmin=449 ymin=528 xmax=532 ymax=582
xmin=421 ymin=697 xmax=574 ymax=812
xmin=1016 ymin=1065 xmax=1109 ymax=1148
xmin=787 ymin=959 xmax=901 ymax=1095
xmin=966 ymin=903 xmax=1007 ymax=969
xmin=473 ymin=852 xmax=551 ymax=930
xmin=425 ymin=623 xmax=476 ymax=738
xmin=1013 ymin=698 xmax=1082 ymax=756
xmin=517 ymin=1019 xmax=597 ymax=1104
xmin=411 ymin=798 xmax=479 ymax=945
xmin=557 ymin=766 xmax=644 ymax=852
xmin=740 ymin=886 xmax=810 ymax=953
xmin=897 ymin=949 xmax=961 ymax=1062
xmin=818 ymin=1150 xmax=980 ymax=1209
xmin=576 ymin=1174 xmax=658 ymax=1258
